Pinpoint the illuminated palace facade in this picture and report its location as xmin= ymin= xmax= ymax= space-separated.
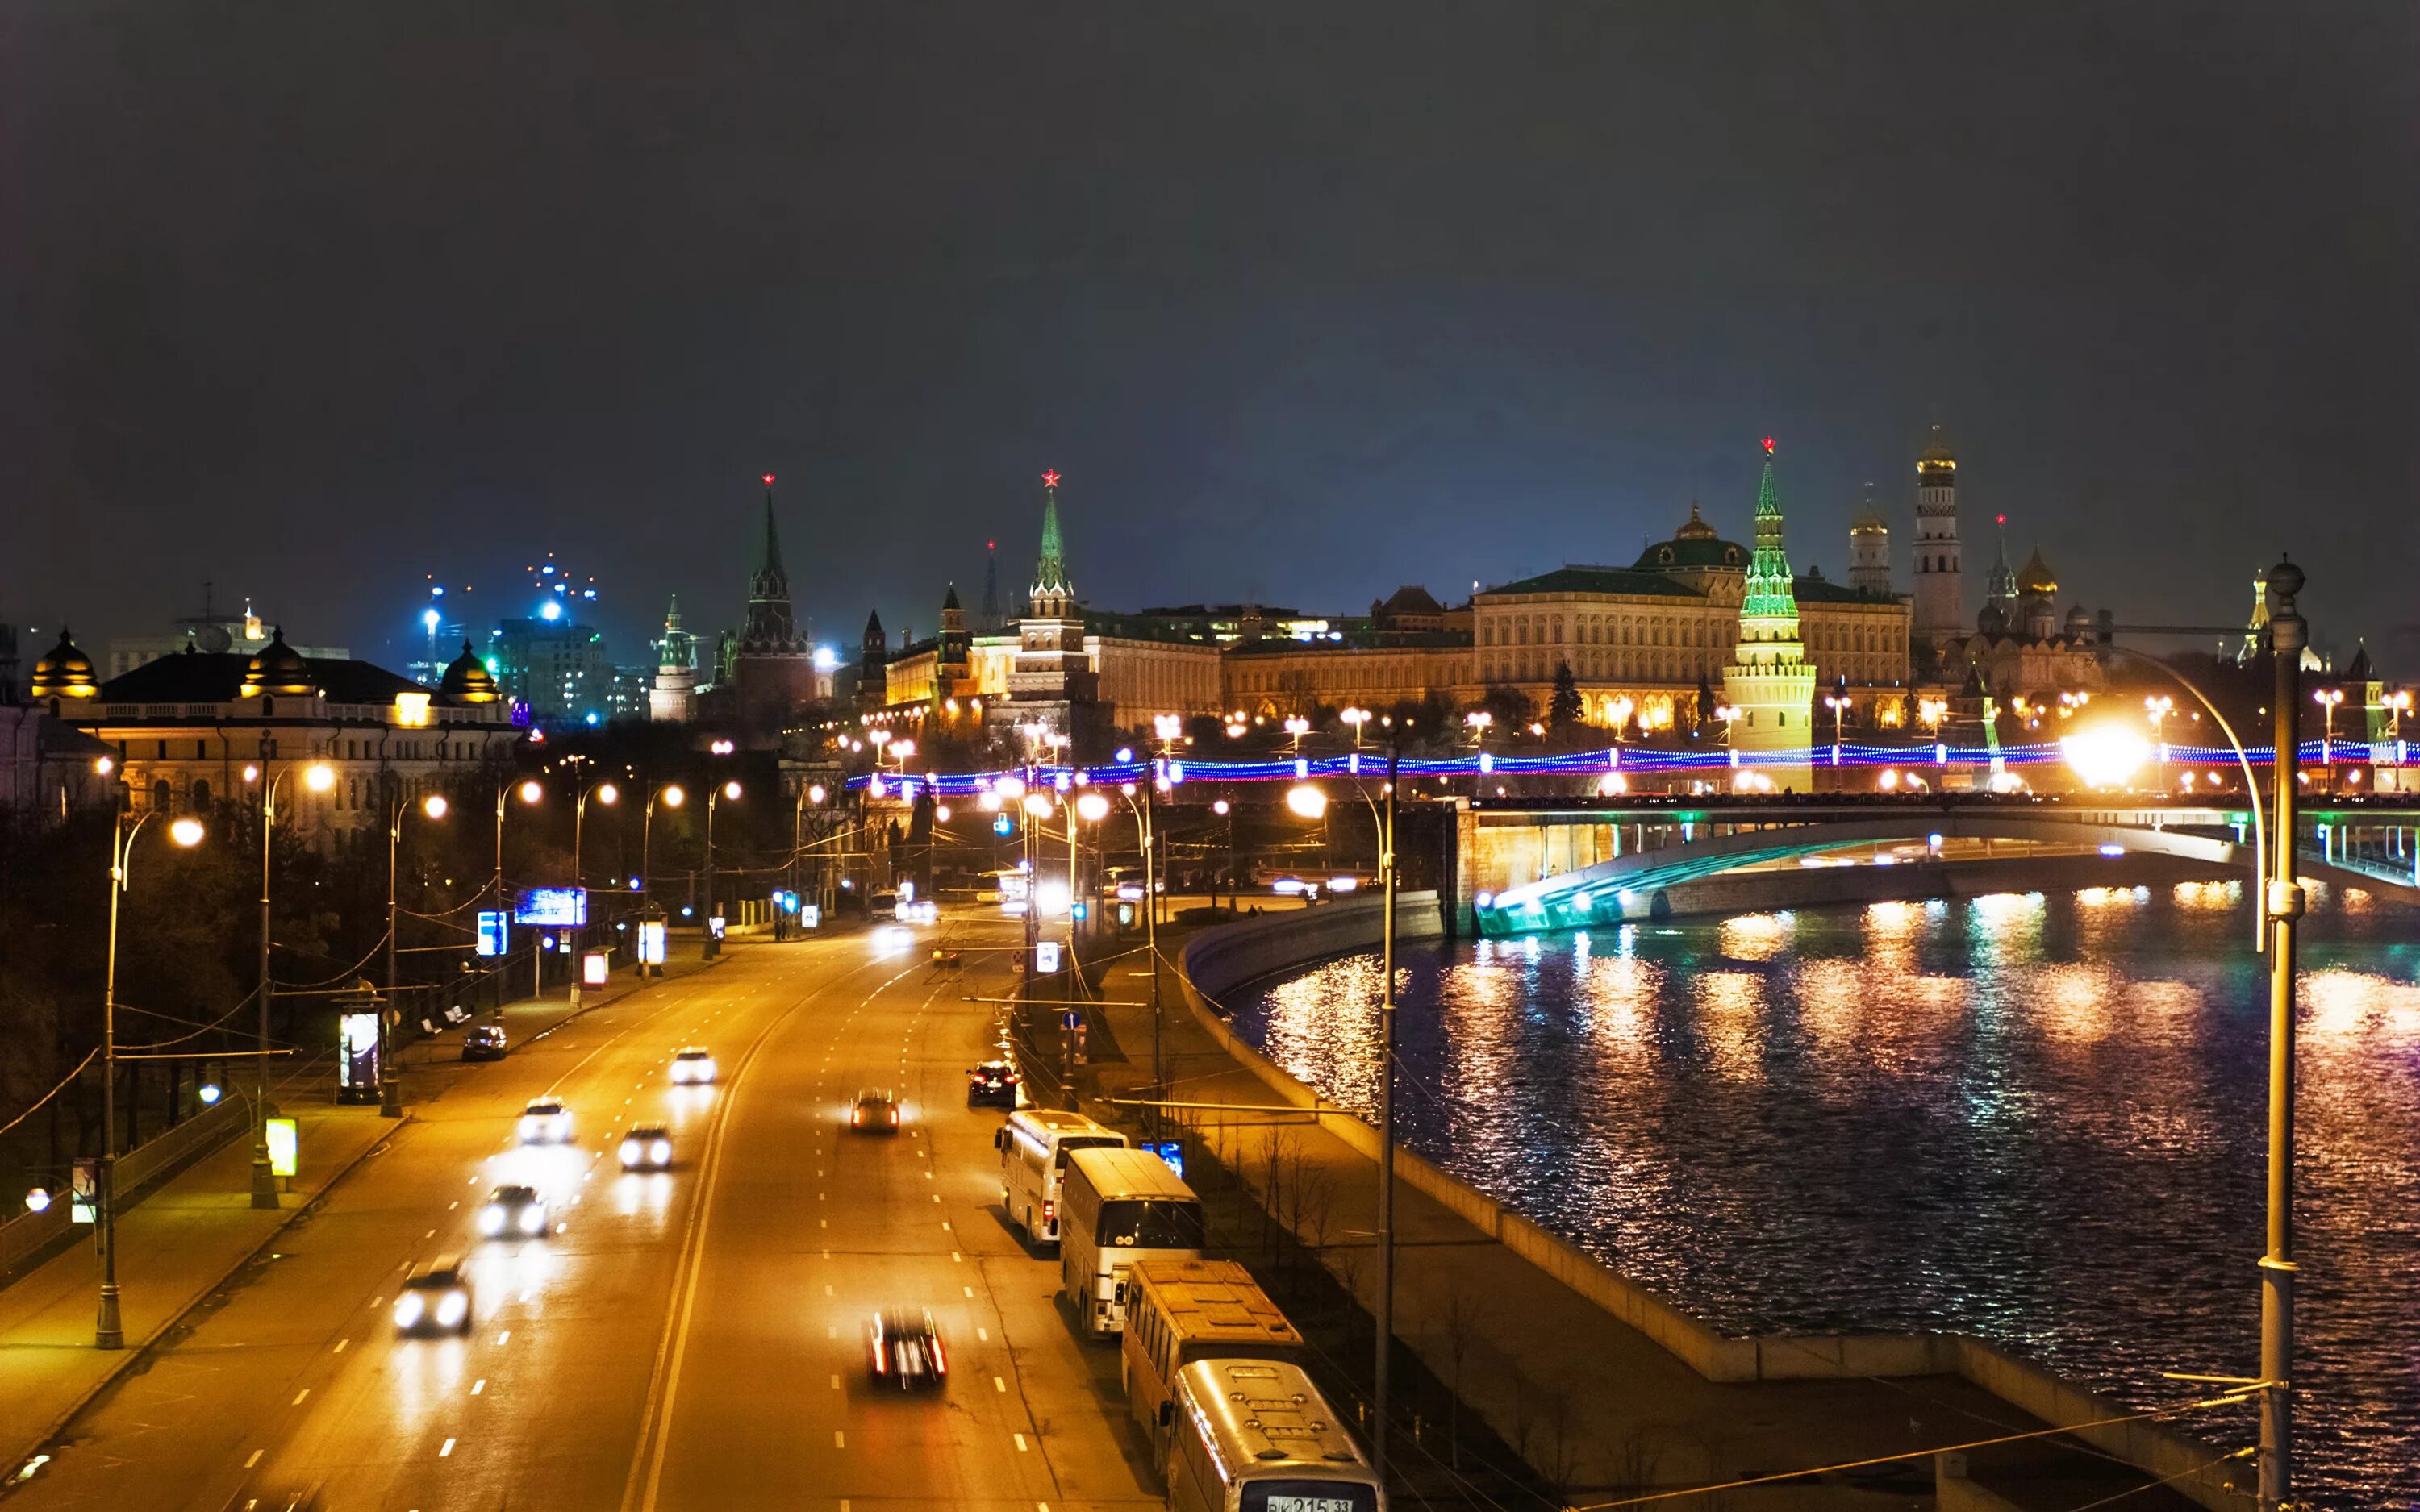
xmin=26 ymin=628 xmax=524 ymax=852
xmin=873 ymin=454 xmax=1912 ymax=742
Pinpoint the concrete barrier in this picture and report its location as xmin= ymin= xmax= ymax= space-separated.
xmin=1177 ymin=899 xmax=2255 ymax=1512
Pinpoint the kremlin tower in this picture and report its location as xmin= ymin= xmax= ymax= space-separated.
xmin=1722 ymin=439 xmax=1817 ymax=785
xmin=1909 ymin=426 xmax=1963 ymax=643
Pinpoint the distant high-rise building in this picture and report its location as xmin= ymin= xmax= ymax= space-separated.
xmin=1722 ymin=439 xmax=1817 ymax=785
xmin=1847 ymin=483 xmax=1892 ymax=597
xmin=649 ymin=594 xmax=697 ymax=723
xmin=486 ymin=614 xmax=611 ymax=723
xmin=1910 ymin=427 xmax=1963 ymax=642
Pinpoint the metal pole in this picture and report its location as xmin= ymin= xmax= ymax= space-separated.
xmin=251 ymin=772 xmax=279 ymax=1208
xmin=1372 ymin=744 xmax=1398 ymax=1485
xmin=1145 ymin=789 xmax=1161 ymax=1141
xmin=703 ymin=789 xmax=719 ymax=960
xmin=382 ymin=798 xmax=403 ymax=1118
xmin=96 ymin=813 xmax=137 ymax=1348
xmin=2258 ymin=559 xmax=2306 ymax=1511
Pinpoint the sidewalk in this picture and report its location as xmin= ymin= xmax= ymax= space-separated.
xmin=0 ymin=939 xmax=720 ymax=1476
xmin=1083 ymin=927 xmax=2217 ymax=1511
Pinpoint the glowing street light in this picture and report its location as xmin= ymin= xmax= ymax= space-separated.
xmin=2060 ymin=726 xmax=2151 ymax=789
xmin=2314 ymin=687 xmax=2344 ymax=766
xmin=1074 ymin=790 xmax=1111 ymax=823
xmin=1340 ymin=706 xmax=1371 ymax=748
xmin=1285 ymin=783 xmax=1329 ymax=819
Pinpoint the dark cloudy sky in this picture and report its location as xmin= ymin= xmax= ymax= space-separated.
xmin=6 ymin=2 xmax=2414 ymax=670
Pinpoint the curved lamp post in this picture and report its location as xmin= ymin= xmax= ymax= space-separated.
xmin=96 ymin=805 xmax=206 ymax=1346
xmin=244 ymin=760 xmax=332 ymax=1209
xmin=385 ymin=791 xmax=450 ymax=1118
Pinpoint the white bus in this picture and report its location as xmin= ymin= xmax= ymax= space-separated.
xmin=1059 ymin=1147 xmax=1204 ymax=1338
xmin=1165 ymin=1357 xmax=1384 ymax=1512
xmin=995 ymin=1108 xmax=1129 ymax=1246
xmin=1123 ymin=1258 xmax=1306 ymax=1471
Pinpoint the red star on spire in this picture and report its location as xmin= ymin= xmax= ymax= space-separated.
xmin=1762 ymin=436 xmax=1775 ymax=455
xmin=1041 ymin=470 xmax=1061 ymax=489
xmin=761 ymin=473 xmax=776 ymax=486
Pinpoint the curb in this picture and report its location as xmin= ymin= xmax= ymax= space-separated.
xmin=4 ymin=1114 xmax=411 ymax=1486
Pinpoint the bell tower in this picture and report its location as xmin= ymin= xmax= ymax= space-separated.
xmin=1910 ymin=427 xmax=1963 ymax=641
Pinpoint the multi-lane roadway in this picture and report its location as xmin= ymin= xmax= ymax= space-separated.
xmin=7 ymin=914 xmax=1158 ymax=1512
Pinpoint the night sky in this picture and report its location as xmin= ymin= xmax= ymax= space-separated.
xmin=6 ymin=3 xmax=2414 ymax=672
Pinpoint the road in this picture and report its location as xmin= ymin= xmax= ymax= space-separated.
xmin=5 ymin=914 xmax=1159 ymax=1512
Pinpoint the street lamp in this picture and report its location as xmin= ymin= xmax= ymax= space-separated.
xmin=2314 ymin=687 xmax=2343 ymax=770
xmin=1823 ymin=693 xmax=1851 ymax=759
xmin=1714 ymin=703 xmax=1740 ymax=744
xmin=384 ymin=790 xmax=449 ymax=1119
xmin=1340 ymin=706 xmax=1371 ymax=749
xmin=95 ymin=805 xmax=205 ymax=1347
xmin=703 ymin=779 xmax=741 ymax=959
xmin=1282 ymin=715 xmax=1311 ymax=754
xmin=2060 ymin=725 xmax=2151 ymax=789
xmin=2385 ymin=689 xmax=2411 ymax=744
xmin=2257 ymin=560 xmax=2309 ymax=1509
xmin=240 ymin=759 xmax=333 ymax=1209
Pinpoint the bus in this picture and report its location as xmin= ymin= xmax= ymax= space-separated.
xmin=1165 ymin=1358 xmax=1384 ymax=1512
xmin=995 ymin=1109 xmax=1129 ymax=1246
xmin=1059 ymin=1147 xmax=1204 ymax=1339
xmin=1123 ymin=1259 xmax=1307 ymax=1470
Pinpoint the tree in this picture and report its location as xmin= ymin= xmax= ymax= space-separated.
xmin=1547 ymin=660 xmax=1584 ymax=736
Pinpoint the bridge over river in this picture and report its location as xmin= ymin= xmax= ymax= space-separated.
xmin=1454 ymin=795 xmax=2420 ymax=935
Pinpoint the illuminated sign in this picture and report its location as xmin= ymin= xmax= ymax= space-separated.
xmin=513 ymin=887 xmax=587 ymax=926
xmin=582 ymin=952 xmax=611 ymax=986
xmin=393 ymin=691 xmax=432 ymax=727
xmin=70 ymin=1160 xmax=98 ymax=1224
xmin=477 ymin=911 xmax=509 ymax=956
xmin=338 ymin=1010 xmax=381 ymax=1103
xmin=638 ymin=918 xmax=667 ymax=965
xmin=799 ymin=904 xmax=820 ymax=928
xmin=1034 ymin=940 xmax=1062 ymax=974
xmin=265 ymin=1118 xmax=299 ymax=1177
xmin=1142 ymin=1139 xmax=1184 ymax=1181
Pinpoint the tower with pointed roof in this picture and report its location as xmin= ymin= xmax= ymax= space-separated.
xmin=1848 ymin=484 xmax=1892 ymax=596
xmin=1722 ymin=439 xmax=1817 ymax=781
xmin=649 ymin=595 xmax=697 ymax=723
xmin=979 ymin=542 xmax=1003 ymax=633
xmin=726 ymin=474 xmax=817 ymax=725
xmin=1002 ymin=470 xmax=1099 ymax=744
xmin=1911 ymin=426 xmax=1963 ymax=642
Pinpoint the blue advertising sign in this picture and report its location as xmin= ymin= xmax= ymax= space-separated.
xmin=513 ymin=887 xmax=588 ymax=926
xmin=1142 ymin=1139 xmax=1184 ymax=1181
xmin=476 ymin=911 xmax=510 ymax=957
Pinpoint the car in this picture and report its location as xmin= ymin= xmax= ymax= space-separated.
xmin=477 ymin=1183 xmax=550 ymax=1239
xmin=908 ymin=899 xmax=939 ymax=925
xmin=869 ymin=889 xmax=899 ymax=919
xmin=619 ymin=1124 xmax=674 ymax=1171
xmin=670 ymin=1048 xmax=718 ymax=1085
xmin=849 ymin=1088 xmax=901 ymax=1134
xmin=931 ymin=946 xmax=963 ymax=968
xmin=461 ymin=1024 xmax=507 ymax=1061
xmin=393 ymin=1255 xmax=474 ymax=1335
xmin=865 ymin=1308 xmax=948 ymax=1389
xmin=518 ymin=1098 xmax=574 ymax=1144
xmin=966 ymin=1060 xmax=1020 ymax=1108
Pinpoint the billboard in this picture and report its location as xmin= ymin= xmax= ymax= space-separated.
xmin=513 ymin=887 xmax=587 ymax=926
xmin=582 ymin=952 xmax=610 ymax=986
xmin=477 ymin=910 xmax=510 ymax=956
xmin=637 ymin=918 xmax=667 ymax=965
xmin=265 ymin=1118 xmax=299 ymax=1177
xmin=337 ymin=1010 xmax=381 ymax=1103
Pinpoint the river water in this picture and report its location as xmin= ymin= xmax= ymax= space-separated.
xmin=1226 ymin=881 xmax=2420 ymax=1507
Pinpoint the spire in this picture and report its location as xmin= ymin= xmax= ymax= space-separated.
xmin=664 ymin=593 xmax=683 ymax=631
xmin=1985 ymin=515 xmax=2018 ymax=605
xmin=980 ymin=540 xmax=1002 ymax=631
xmin=1031 ymin=469 xmax=1071 ymax=605
xmin=1740 ymin=437 xmax=1800 ymax=627
xmin=755 ymin=476 xmax=786 ymax=582
xmin=739 ymin=474 xmax=803 ymax=652
xmin=942 ymin=582 xmax=962 ymax=611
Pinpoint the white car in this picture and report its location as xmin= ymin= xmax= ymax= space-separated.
xmin=477 ymin=1184 xmax=550 ymax=1239
xmin=619 ymin=1125 xmax=674 ymax=1171
xmin=393 ymin=1256 xmax=474 ymax=1336
xmin=518 ymin=1098 xmax=574 ymax=1144
xmin=670 ymin=1048 xmax=717 ymax=1085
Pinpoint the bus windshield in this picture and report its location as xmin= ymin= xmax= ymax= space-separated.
xmin=1052 ymin=1135 xmax=1124 ymax=1170
xmin=1098 ymin=1199 xmax=1204 ymax=1249
xmin=1244 ymin=1483 xmax=1377 ymax=1512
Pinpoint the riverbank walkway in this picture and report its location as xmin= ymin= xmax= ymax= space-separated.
xmin=1079 ymin=916 xmax=2230 ymax=1511
xmin=0 ymin=941 xmax=720 ymax=1479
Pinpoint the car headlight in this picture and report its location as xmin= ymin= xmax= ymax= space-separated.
xmin=394 ymin=1292 xmax=426 ymax=1327
xmin=649 ymin=1139 xmax=671 ymax=1164
xmin=520 ymin=1206 xmax=546 ymax=1235
xmin=478 ymin=1206 xmax=506 ymax=1235
xmin=434 ymin=1290 xmax=468 ymax=1328
xmin=698 ymin=1062 xmax=715 ymax=1080
xmin=670 ymin=1064 xmax=690 ymax=1083
xmin=620 ymin=1139 xmax=642 ymax=1164
xmin=519 ymin=1118 xmax=538 ymax=1139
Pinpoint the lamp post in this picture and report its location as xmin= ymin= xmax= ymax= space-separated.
xmin=639 ymin=783 xmax=684 ymax=977
xmin=2314 ymin=687 xmax=2343 ymax=780
xmin=1714 ymin=702 xmax=1740 ymax=745
xmin=794 ymin=781 xmax=828 ymax=924
xmin=2099 ymin=646 xmax=2269 ymax=951
xmin=703 ymin=780 xmax=740 ymax=959
xmin=1287 ymin=748 xmax=1400 ymax=1485
xmin=494 ymin=778 xmax=541 ymax=911
xmin=386 ymin=791 xmax=449 ymax=1118
xmin=245 ymin=760 xmax=332 ymax=1209
xmin=573 ymin=780 xmax=617 ymax=958
xmin=2259 ymin=560 xmax=2308 ymax=1512
xmin=2144 ymin=696 xmax=2174 ymax=788
xmin=96 ymin=806 xmax=207 ymax=1347
xmin=1823 ymin=692 xmax=1850 ymax=769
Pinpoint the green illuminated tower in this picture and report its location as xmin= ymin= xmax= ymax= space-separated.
xmin=1722 ymin=438 xmax=1817 ymax=784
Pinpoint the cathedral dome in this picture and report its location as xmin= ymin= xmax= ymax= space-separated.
xmin=2016 ymin=549 xmax=2058 ymax=597
xmin=29 ymin=627 xmax=99 ymax=699
xmin=1674 ymin=502 xmax=1719 ymax=541
xmin=439 ymin=640 xmax=501 ymax=702
xmin=242 ymin=628 xmax=318 ymax=698
xmin=2064 ymin=603 xmax=2092 ymax=639
xmin=1917 ymin=425 xmax=1956 ymax=468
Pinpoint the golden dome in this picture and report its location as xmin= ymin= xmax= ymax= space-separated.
xmin=29 ymin=628 xmax=98 ymax=699
xmin=1674 ymin=502 xmax=1719 ymax=540
xmin=2016 ymin=548 xmax=2058 ymax=597
xmin=1917 ymin=424 xmax=1956 ymax=469
xmin=241 ymin=627 xmax=318 ymax=698
xmin=439 ymin=641 xmax=502 ymax=703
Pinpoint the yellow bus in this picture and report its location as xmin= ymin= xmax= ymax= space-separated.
xmin=1166 ymin=1357 xmax=1384 ymax=1512
xmin=1059 ymin=1146 xmax=1204 ymax=1338
xmin=1123 ymin=1258 xmax=1307 ymax=1472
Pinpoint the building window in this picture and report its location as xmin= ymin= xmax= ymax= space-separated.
xmin=192 ymin=778 xmax=211 ymax=808
xmin=152 ymin=778 xmax=173 ymax=811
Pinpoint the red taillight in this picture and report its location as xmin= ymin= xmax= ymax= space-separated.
xmin=930 ymin=1335 xmax=947 ymax=1373
xmin=889 ymin=1109 xmax=899 ymax=1125
xmin=1042 ymin=1199 xmax=1055 ymax=1227
xmin=872 ymin=1341 xmax=887 ymax=1374
xmin=851 ymin=1110 xmax=861 ymax=1123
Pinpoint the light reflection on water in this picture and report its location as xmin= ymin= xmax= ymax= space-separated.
xmin=1227 ymin=881 xmax=2420 ymax=1507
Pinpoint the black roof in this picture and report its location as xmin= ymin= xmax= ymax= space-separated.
xmin=99 ymin=650 xmax=436 ymax=705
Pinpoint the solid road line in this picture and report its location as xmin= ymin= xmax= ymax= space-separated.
xmin=620 ymin=952 xmax=920 ymax=1512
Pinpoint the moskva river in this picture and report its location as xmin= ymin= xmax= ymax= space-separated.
xmin=1227 ymin=881 xmax=2420 ymax=1507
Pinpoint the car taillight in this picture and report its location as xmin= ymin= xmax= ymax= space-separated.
xmin=872 ymin=1341 xmax=887 ymax=1374
xmin=930 ymin=1335 xmax=946 ymax=1372
xmin=1042 ymin=1199 xmax=1055 ymax=1227
xmin=889 ymin=1109 xmax=899 ymax=1125
xmin=851 ymin=1110 xmax=861 ymax=1123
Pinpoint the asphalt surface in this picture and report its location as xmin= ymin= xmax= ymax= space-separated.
xmin=6 ymin=914 xmax=1158 ymax=1512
